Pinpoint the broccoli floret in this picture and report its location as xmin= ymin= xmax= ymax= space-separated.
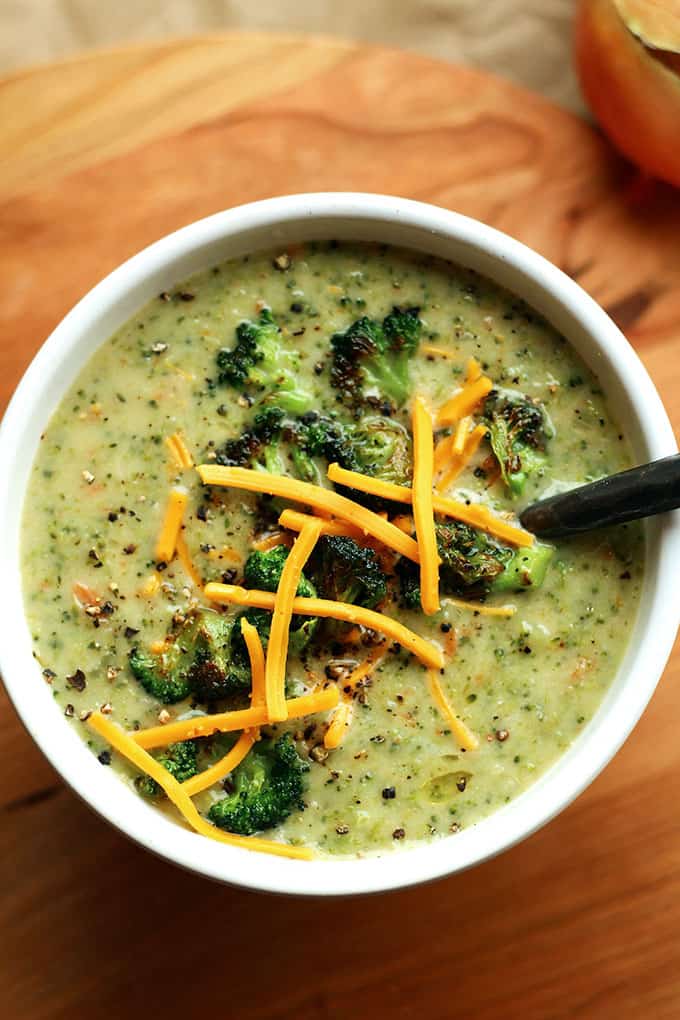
xmin=208 ymin=734 xmax=308 ymax=835
xmin=396 ymin=524 xmax=553 ymax=604
xmin=129 ymin=612 xmax=250 ymax=705
xmin=330 ymin=306 xmax=422 ymax=410
xmin=311 ymin=535 xmax=387 ymax=609
xmin=482 ymin=389 xmax=552 ymax=496
xmin=241 ymin=546 xmax=318 ymax=653
xmin=216 ymin=307 xmax=311 ymax=413
xmin=342 ymin=416 xmax=412 ymax=486
xmin=214 ymin=406 xmax=286 ymax=471
xmin=436 ymin=522 xmax=512 ymax=591
xmin=136 ymin=740 xmax=199 ymax=798
xmin=491 ymin=542 xmax=553 ymax=592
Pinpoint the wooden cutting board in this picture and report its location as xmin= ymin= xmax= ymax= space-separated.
xmin=1 ymin=33 xmax=679 ymax=1020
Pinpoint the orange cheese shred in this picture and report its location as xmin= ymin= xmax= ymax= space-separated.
xmin=466 ymin=357 xmax=482 ymax=383
xmin=241 ymin=616 xmax=266 ymax=710
xmin=279 ymin=509 xmax=365 ymax=542
xmin=175 ymin=531 xmax=203 ymax=587
xmin=324 ymin=701 xmax=353 ymax=750
xmin=196 ymin=465 xmax=420 ymax=562
xmin=412 ymin=397 xmax=440 ymax=616
xmin=437 ymin=375 xmax=493 ymax=426
xmin=433 ymin=433 xmax=455 ymax=473
xmin=87 ymin=713 xmax=312 ymax=859
xmin=133 ymin=686 xmax=340 ymax=750
xmin=204 ymin=584 xmax=444 ymax=670
xmin=442 ymin=596 xmax=516 ymax=618
xmin=435 ymin=424 xmax=488 ymax=492
xmin=266 ymin=519 xmax=322 ymax=723
xmin=182 ymin=731 xmax=256 ymax=797
xmin=326 ymin=464 xmax=533 ymax=547
xmin=422 ymin=345 xmax=459 ymax=361
xmin=155 ymin=487 xmax=188 ymax=564
xmin=165 ymin=432 xmax=194 ymax=470
xmin=251 ymin=531 xmax=290 ymax=552
xmin=427 ymin=670 xmax=479 ymax=751
xmin=452 ymin=416 xmax=472 ymax=456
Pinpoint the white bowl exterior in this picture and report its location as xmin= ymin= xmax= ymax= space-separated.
xmin=1 ymin=193 xmax=678 ymax=897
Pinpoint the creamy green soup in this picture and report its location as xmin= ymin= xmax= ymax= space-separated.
xmin=21 ymin=242 xmax=643 ymax=857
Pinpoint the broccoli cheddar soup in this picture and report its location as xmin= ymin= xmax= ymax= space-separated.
xmin=22 ymin=242 xmax=643 ymax=860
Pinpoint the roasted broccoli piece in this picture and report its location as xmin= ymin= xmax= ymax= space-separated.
xmin=482 ymin=389 xmax=552 ymax=496
xmin=136 ymin=740 xmax=199 ymax=798
xmin=216 ymin=307 xmax=311 ymax=413
xmin=436 ymin=521 xmax=513 ymax=592
xmin=396 ymin=523 xmax=553 ymax=604
xmin=208 ymin=734 xmax=309 ymax=835
xmin=214 ymin=406 xmax=286 ymax=471
xmin=330 ymin=306 xmax=422 ymax=410
xmin=129 ymin=612 xmax=250 ymax=705
xmin=491 ymin=542 xmax=554 ymax=592
xmin=241 ymin=546 xmax=318 ymax=653
xmin=311 ymin=535 xmax=387 ymax=609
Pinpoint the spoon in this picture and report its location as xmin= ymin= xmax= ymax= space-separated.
xmin=519 ymin=454 xmax=680 ymax=539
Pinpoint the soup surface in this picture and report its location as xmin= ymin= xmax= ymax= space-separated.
xmin=21 ymin=242 xmax=643 ymax=857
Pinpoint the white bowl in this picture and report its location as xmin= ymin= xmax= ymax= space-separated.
xmin=1 ymin=193 xmax=678 ymax=896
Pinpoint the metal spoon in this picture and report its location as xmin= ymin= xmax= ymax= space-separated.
xmin=519 ymin=454 xmax=680 ymax=539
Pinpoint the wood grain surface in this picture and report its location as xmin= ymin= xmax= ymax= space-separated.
xmin=1 ymin=33 xmax=679 ymax=1020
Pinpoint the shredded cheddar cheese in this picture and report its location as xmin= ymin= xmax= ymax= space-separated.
xmin=204 ymin=584 xmax=445 ymax=670
xmin=466 ymin=357 xmax=482 ymax=383
xmin=196 ymin=465 xmax=420 ymax=562
xmin=175 ymin=531 xmax=203 ymax=587
xmin=251 ymin=531 xmax=289 ymax=552
xmin=437 ymin=375 xmax=493 ymax=426
xmin=427 ymin=670 xmax=479 ymax=751
xmin=435 ymin=424 xmax=488 ymax=492
xmin=412 ymin=397 xmax=440 ymax=616
xmin=442 ymin=596 xmax=516 ymax=618
xmin=133 ymin=686 xmax=340 ymax=750
xmin=88 ymin=712 xmax=312 ymax=859
xmin=422 ymin=345 xmax=459 ymax=360
xmin=266 ymin=519 xmax=322 ymax=723
xmin=182 ymin=731 xmax=256 ymax=797
xmin=241 ymin=617 xmax=266 ymax=709
xmin=344 ymin=646 xmax=386 ymax=692
xmin=165 ymin=432 xmax=194 ymax=470
xmin=155 ymin=487 xmax=188 ymax=564
xmin=433 ymin=433 xmax=455 ymax=473
xmin=324 ymin=701 xmax=352 ymax=750
xmin=452 ymin=416 xmax=472 ymax=456
xmin=279 ymin=509 xmax=365 ymax=542
xmin=326 ymin=464 xmax=533 ymax=547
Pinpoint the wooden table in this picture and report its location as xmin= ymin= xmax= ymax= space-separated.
xmin=2 ymin=33 xmax=679 ymax=1020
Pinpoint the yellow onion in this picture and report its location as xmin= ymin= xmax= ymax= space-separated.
xmin=575 ymin=0 xmax=680 ymax=186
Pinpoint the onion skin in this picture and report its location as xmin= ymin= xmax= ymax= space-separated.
xmin=575 ymin=0 xmax=680 ymax=187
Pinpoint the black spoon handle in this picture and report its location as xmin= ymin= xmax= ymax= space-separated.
xmin=519 ymin=454 xmax=680 ymax=539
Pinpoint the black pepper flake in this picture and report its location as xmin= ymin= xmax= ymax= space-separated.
xmin=495 ymin=729 xmax=510 ymax=742
xmin=292 ymin=328 xmax=306 ymax=337
xmin=335 ymin=824 xmax=350 ymax=835
xmin=456 ymin=776 xmax=467 ymax=792
xmin=124 ymin=626 xmax=139 ymax=639
xmin=99 ymin=601 xmax=115 ymax=617
xmin=97 ymin=750 xmax=112 ymax=766
xmin=440 ymin=622 xmax=452 ymax=633
xmin=123 ymin=544 xmax=136 ymax=555
xmin=66 ymin=669 xmax=87 ymax=692
xmin=64 ymin=703 xmax=75 ymax=717
xmin=313 ymin=362 xmax=324 ymax=375
xmin=179 ymin=292 xmax=195 ymax=301
xmin=221 ymin=569 xmax=237 ymax=584
xmin=159 ymin=291 xmax=172 ymax=302
xmin=42 ymin=668 xmax=56 ymax=683
xmin=108 ymin=511 xmax=118 ymax=522
xmin=392 ymin=827 xmax=405 ymax=840
xmin=620 ymin=570 xmax=631 ymax=580
xmin=216 ymin=404 xmax=228 ymax=417
xmin=290 ymin=301 xmax=304 ymax=313
xmin=382 ymin=786 xmax=396 ymax=800
xmin=196 ymin=504 xmax=208 ymax=522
